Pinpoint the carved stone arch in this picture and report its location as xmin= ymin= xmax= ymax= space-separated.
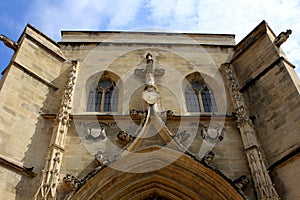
xmin=182 ymin=71 xmax=226 ymax=114
xmin=85 ymin=70 xmax=123 ymax=112
xmin=70 ymin=147 xmax=246 ymax=200
xmin=85 ymin=70 xmax=122 ymax=93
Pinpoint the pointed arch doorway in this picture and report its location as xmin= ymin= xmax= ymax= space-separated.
xmin=70 ymin=147 xmax=245 ymax=200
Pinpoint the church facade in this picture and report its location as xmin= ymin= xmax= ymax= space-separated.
xmin=0 ymin=21 xmax=299 ymax=200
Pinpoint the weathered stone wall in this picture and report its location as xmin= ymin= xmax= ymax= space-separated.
xmin=231 ymin=21 xmax=300 ymax=199
xmin=56 ymin=33 xmax=255 ymax=199
xmin=0 ymin=25 xmax=66 ymax=199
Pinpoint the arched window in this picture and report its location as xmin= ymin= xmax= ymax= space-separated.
xmin=185 ymin=80 xmax=217 ymax=112
xmin=87 ymin=78 xmax=118 ymax=112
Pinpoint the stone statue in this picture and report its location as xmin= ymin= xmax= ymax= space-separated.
xmin=0 ymin=34 xmax=18 ymax=50
xmin=274 ymin=29 xmax=292 ymax=47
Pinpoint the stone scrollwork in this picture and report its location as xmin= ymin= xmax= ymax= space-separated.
xmin=201 ymin=126 xmax=224 ymax=142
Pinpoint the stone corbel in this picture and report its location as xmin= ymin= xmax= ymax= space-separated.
xmin=201 ymin=151 xmax=215 ymax=165
xmin=63 ymin=174 xmax=81 ymax=191
xmin=233 ymin=175 xmax=249 ymax=190
xmin=94 ymin=151 xmax=110 ymax=167
xmin=117 ymin=131 xmax=134 ymax=145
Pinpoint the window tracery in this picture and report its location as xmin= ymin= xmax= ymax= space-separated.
xmin=185 ymin=80 xmax=217 ymax=112
xmin=87 ymin=78 xmax=118 ymax=112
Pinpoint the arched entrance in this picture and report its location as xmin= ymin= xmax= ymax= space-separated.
xmin=70 ymin=147 xmax=245 ymax=200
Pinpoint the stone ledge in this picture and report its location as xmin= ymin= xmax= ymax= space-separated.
xmin=0 ymin=154 xmax=36 ymax=178
xmin=13 ymin=61 xmax=58 ymax=90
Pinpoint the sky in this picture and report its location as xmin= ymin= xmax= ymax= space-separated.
xmin=0 ymin=0 xmax=300 ymax=77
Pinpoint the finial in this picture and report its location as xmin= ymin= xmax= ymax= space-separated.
xmin=146 ymin=53 xmax=153 ymax=64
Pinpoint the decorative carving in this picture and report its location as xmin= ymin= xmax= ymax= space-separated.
xmin=233 ymin=175 xmax=249 ymax=190
xmin=94 ymin=151 xmax=110 ymax=167
xmin=0 ymin=34 xmax=18 ymax=50
xmin=135 ymin=68 xmax=165 ymax=77
xmin=117 ymin=131 xmax=134 ymax=145
xmin=274 ymin=29 xmax=292 ymax=47
xmin=35 ymin=61 xmax=79 ymax=200
xmin=174 ymin=130 xmax=190 ymax=143
xmin=63 ymin=174 xmax=81 ymax=191
xmin=143 ymin=86 xmax=160 ymax=105
xmin=201 ymin=126 xmax=223 ymax=142
xmin=134 ymin=53 xmax=165 ymax=85
xmin=166 ymin=109 xmax=174 ymax=116
xmin=86 ymin=126 xmax=106 ymax=140
xmin=224 ymin=64 xmax=280 ymax=200
xmin=202 ymin=151 xmax=215 ymax=165
xmin=235 ymin=105 xmax=251 ymax=127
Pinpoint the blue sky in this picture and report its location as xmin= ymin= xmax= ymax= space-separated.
xmin=1 ymin=0 xmax=300 ymax=77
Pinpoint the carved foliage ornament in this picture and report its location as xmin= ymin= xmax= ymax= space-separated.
xmin=63 ymin=174 xmax=81 ymax=191
xmin=117 ymin=131 xmax=134 ymax=145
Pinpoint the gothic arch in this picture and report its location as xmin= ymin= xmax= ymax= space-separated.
xmin=85 ymin=70 xmax=122 ymax=112
xmin=183 ymin=72 xmax=219 ymax=113
xmin=70 ymin=147 xmax=245 ymax=200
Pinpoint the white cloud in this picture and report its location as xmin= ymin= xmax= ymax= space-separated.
xmin=25 ymin=0 xmax=300 ymax=76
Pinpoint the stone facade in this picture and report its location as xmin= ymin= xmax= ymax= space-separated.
xmin=0 ymin=21 xmax=299 ymax=199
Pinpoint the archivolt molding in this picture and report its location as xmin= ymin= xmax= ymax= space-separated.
xmin=69 ymin=147 xmax=246 ymax=200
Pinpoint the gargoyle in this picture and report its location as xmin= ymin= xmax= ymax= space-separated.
xmin=0 ymin=34 xmax=18 ymax=50
xmin=274 ymin=29 xmax=292 ymax=47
